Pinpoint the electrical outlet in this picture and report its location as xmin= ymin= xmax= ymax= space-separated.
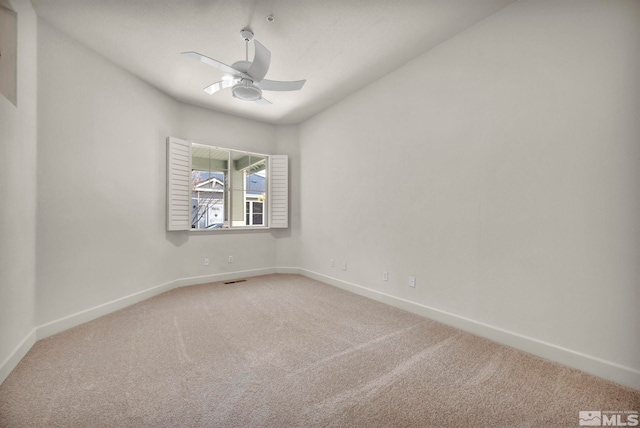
xmin=342 ymin=261 xmax=347 ymax=271
xmin=383 ymin=271 xmax=388 ymax=281
xmin=409 ymin=276 xmax=416 ymax=288
xmin=204 ymin=258 xmax=209 ymax=266
xmin=330 ymin=259 xmax=334 ymax=268
xmin=228 ymin=255 xmax=233 ymax=263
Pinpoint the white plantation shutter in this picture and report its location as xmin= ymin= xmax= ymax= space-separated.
xmin=269 ymin=155 xmax=288 ymax=228
xmin=166 ymin=137 xmax=192 ymax=231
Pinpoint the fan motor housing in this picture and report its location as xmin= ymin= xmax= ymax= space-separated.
xmin=231 ymin=60 xmax=251 ymax=73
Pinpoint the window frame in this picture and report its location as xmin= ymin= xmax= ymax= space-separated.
xmin=166 ymin=137 xmax=288 ymax=232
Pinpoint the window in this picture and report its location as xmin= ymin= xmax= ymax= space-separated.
xmin=191 ymin=145 xmax=230 ymax=229
xmin=166 ymin=137 xmax=288 ymax=231
xmin=246 ymin=201 xmax=264 ymax=225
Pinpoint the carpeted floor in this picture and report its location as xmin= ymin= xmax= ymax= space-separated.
xmin=0 ymin=274 xmax=638 ymax=427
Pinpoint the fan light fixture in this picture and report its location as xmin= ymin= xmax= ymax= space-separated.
xmin=232 ymin=79 xmax=262 ymax=101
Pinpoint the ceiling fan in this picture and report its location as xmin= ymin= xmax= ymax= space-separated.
xmin=182 ymin=29 xmax=306 ymax=105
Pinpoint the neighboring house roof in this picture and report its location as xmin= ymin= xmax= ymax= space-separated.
xmin=246 ymin=175 xmax=265 ymax=195
xmin=193 ymin=171 xmax=265 ymax=195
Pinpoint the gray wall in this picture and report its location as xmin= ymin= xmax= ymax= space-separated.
xmin=0 ymin=0 xmax=37 ymax=381
xmin=295 ymin=0 xmax=640 ymax=383
xmin=35 ymin=21 xmax=280 ymax=326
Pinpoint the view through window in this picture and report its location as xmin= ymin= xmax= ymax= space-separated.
xmin=191 ymin=144 xmax=267 ymax=229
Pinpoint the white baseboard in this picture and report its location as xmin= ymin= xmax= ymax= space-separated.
xmin=2 ymin=267 xmax=638 ymax=391
xmin=288 ymin=267 xmax=640 ymax=391
xmin=0 ymin=329 xmax=36 ymax=386
xmin=36 ymin=267 xmax=277 ymax=341
xmin=1 ymin=268 xmax=277 ymax=386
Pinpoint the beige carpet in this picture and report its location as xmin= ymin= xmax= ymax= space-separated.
xmin=0 ymin=274 xmax=638 ymax=427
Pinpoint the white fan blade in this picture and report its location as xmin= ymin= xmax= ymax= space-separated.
xmin=254 ymin=97 xmax=272 ymax=105
xmin=258 ymin=79 xmax=306 ymax=92
xmin=182 ymin=51 xmax=248 ymax=78
xmin=247 ymin=40 xmax=271 ymax=82
xmin=203 ymin=77 xmax=239 ymax=95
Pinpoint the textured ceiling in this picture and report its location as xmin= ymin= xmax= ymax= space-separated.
xmin=31 ymin=0 xmax=515 ymax=125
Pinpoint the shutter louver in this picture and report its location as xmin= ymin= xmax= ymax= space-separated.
xmin=269 ymin=155 xmax=288 ymax=228
xmin=166 ymin=137 xmax=192 ymax=231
